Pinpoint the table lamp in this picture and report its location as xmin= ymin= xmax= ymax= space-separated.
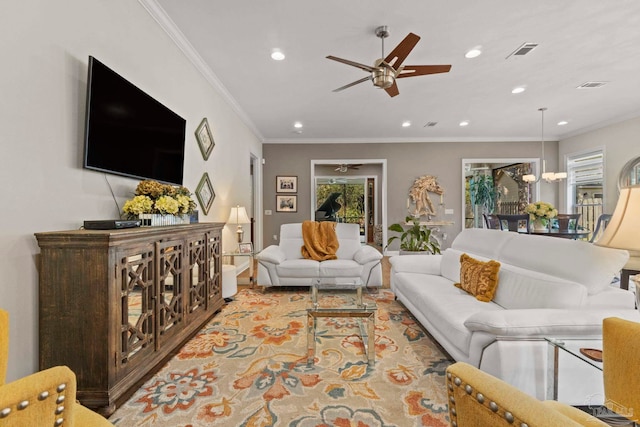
xmin=227 ymin=205 xmax=251 ymax=244
xmin=595 ymin=185 xmax=640 ymax=296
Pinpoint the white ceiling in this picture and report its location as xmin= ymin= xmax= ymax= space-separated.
xmin=148 ymin=0 xmax=640 ymax=143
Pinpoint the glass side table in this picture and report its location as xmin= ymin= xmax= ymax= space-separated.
xmin=222 ymin=251 xmax=254 ymax=287
xmin=545 ymin=337 xmax=602 ymax=401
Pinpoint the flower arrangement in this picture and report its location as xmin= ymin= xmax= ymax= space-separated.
xmin=524 ymin=201 xmax=558 ymax=222
xmin=123 ymin=180 xmax=196 ymax=218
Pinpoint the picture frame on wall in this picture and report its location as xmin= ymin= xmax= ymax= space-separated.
xmin=276 ymin=195 xmax=297 ymax=212
xmin=238 ymin=242 xmax=253 ymax=254
xmin=195 ymin=118 xmax=215 ymax=160
xmin=196 ymin=172 xmax=215 ymax=215
xmin=276 ymin=175 xmax=297 ymax=193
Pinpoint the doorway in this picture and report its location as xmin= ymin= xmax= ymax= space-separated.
xmin=311 ymin=159 xmax=387 ymax=247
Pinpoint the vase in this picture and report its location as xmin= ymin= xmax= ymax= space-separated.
xmin=532 ymin=218 xmax=548 ymax=231
xmin=139 ymin=213 xmax=191 ymax=227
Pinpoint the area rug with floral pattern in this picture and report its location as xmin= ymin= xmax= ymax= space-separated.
xmin=110 ymin=287 xmax=452 ymax=426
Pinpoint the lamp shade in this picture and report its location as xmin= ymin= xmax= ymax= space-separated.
xmin=595 ymin=185 xmax=640 ymax=252
xmin=227 ymin=206 xmax=250 ymax=225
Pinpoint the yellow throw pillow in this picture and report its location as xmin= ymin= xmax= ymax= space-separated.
xmin=454 ymin=253 xmax=501 ymax=302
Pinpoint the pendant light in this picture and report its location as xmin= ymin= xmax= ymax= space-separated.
xmin=522 ymin=108 xmax=567 ymax=183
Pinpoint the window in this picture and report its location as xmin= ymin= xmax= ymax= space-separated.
xmin=566 ymin=149 xmax=604 ymax=237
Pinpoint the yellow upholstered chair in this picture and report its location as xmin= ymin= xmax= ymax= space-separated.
xmin=603 ymin=317 xmax=640 ymax=423
xmin=0 ymin=309 xmax=112 ymax=426
xmin=446 ymin=362 xmax=608 ymax=427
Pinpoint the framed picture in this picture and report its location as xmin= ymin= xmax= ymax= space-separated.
xmin=196 ymin=172 xmax=215 ymax=215
xmin=195 ymin=118 xmax=215 ymax=160
xmin=276 ymin=195 xmax=297 ymax=212
xmin=276 ymin=176 xmax=297 ymax=193
xmin=238 ymin=242 xmax=253 ymax=254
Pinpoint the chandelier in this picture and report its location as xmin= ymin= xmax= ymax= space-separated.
xmin=522 ymin=107 xmax=567 ymax=183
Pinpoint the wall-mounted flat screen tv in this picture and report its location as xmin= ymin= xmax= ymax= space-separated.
xmin=83 ymin=56 xmax=186 ymax=185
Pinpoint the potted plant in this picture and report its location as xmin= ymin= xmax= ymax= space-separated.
xmin=386 ymin=216 xmax=441 ymax=254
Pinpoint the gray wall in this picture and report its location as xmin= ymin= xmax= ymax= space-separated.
xmin=262 ymin=141 xmax=557 ymax=249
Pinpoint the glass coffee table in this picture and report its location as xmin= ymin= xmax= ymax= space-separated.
xmin=545 ymin=337 xmax=603 ymax=400
xmin=307 ymin=278 xmax=377 ymax=367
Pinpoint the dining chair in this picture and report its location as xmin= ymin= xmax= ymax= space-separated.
xmin=482 ymin=213 xmax=500 ymax=230
xmin=589 ymin=213 xmax=612 ymax=243
xmin=553 ymin=213 xmax=581 ymax=231
xmin=497 ymin=214 xmax=530 ymax=233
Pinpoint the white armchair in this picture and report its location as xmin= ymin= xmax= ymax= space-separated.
xmin=256 ymin=223 xmax=383 ymax=287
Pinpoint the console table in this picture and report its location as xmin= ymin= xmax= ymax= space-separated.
xmin=35 ymin=223 xmax=224 ymax=415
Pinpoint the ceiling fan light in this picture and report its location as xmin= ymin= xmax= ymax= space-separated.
xmin=372 ymin=68 xmax=394 ymax=89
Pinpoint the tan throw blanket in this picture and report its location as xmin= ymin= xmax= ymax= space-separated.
xmin=301 ymin=220 xmax=339 ymax=261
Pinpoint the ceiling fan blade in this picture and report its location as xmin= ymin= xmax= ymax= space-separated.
xmin=384 ymin=81 xmax=400 ymax=97
xmin=332 ymin=76 xmax=371 ymax=92
xmin=384 ymin=33 xmax=420 ymax=69
xmin=326 ymin=56 xmax=376 ymax=72
xmin=397 ymin=64 xmax=452 ymax=78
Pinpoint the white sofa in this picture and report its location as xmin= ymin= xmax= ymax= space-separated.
xmin=257 ymin=223 xmax=383 ymax=287
xmin=390 ymin=228 xmax=640 ymax=401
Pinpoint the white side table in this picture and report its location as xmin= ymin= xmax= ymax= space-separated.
xmin=221 ymin=264 xmax=238 ymax=301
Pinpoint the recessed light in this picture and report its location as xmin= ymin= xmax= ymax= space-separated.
xmin=402 ymin=121 xmax=411 ymax=127
xmin=511 ymin=86 xmax=526 ymax=94
xmin=271 ymin=50 xmax=285 ymax=61
xmin=459 ymin=120 xmax=470 ymax=127
xmin=557 ymin=120 xmax=568 ymax=126
xmin=465 ymin=47 xmax=482 ymax=59
xmin=293 ymin=122 xmax=303 ymax=128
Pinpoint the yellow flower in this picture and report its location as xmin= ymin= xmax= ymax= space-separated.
xmin=154 ymin=195 xmax=180 ymax=215
xmin=122 ymin=195 xmax=153 ymax=215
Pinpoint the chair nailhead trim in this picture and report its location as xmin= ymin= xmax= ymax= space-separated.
xmin=55 ymin=418 xmax=64 ymax=426
xmin=476 ymin=393 xmax=484 ymax=403
xmin=505 ymin=411 xmax=514 ymax=423
xmin=448 ymin=384 xmax=453 ymax=391
xmin=465 ymin=384 xmax=472 ymax=394
xmin=521 ymin=423 xmax=528 ymax=427
xmin=450 ymin=396 xmax=455 ymax=403
xmin=489 ymin=401 xmax=498 ymax=412
xmin=38 ymin=391 xmax=49 ymax=400
xmin=452 ymin=422 xmax=457 ymax=427
xmin=56 ymin=383 xmax=66 ymax=393
xmin=451 ymin=408 xmax=456 ymax=416
xmin=56 ymin=396 xmax=65 ymax=404
xmin=17 ymin=400 xmax=29 ymax=410
xmin=454 ymin=377 xmax=462 ymax=386
xmin=55 ymin=405 xmax=65 ymax=415
xmin=0 ymin=408 xmax=11 ymax=418
xmin=447 ymin=372 xmax=452 ymax=379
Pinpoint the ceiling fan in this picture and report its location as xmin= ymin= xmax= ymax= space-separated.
xmin=326 ymin=26 xmax=451 ymax=97
xmin=335 ymin=164 xmax=362 ymax=172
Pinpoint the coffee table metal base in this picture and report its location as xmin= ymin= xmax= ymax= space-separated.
xmin=307 ymin=308 xmax=375 ymax=367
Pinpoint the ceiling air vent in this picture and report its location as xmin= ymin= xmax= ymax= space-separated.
xmin=576 ymin=81 xmax=608 ymax=89
xmin=506 ymin=42 xmax=538 ymax=59
xmin=423 ymin=122 xmax=438 ymax=127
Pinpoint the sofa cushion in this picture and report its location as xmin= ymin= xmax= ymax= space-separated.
xmin=276 ymin=259 xmax=319 ymax=278
xmin=493 ymin=266 xmax=588 ymax=309
xmin=455 ymin=254 xmax=501 ymax=302
xmin=334 ymin=223 xmax=362 ymax=259
xmin=319 ymin=259 xmax=363 ymax=278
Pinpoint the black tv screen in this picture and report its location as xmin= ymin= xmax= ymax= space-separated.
xmin=84 ymin=56 xmax=186 ymax=185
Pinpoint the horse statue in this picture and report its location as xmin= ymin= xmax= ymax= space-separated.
xmin=408 ymin=175 xmax=444 ymax=218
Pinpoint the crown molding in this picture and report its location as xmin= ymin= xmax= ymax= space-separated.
xmin=138 ymin=0 xmax=264 ymax=141
xmin=262 ymin=136 xmax=547 ymax=144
